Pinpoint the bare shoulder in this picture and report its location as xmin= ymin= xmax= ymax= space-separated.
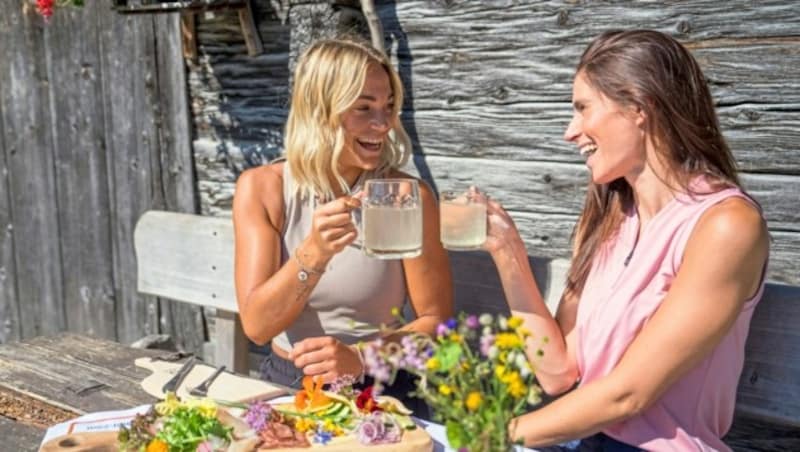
xmin=692 ymin=196 xmax=767 ymax=250
xmin=234 ymin=162 xmax=285 ymax=231
xmin=236 ymin=162 xmax=283 ymax=194
xmin=684 ymin=195 xmax=769 ymax=294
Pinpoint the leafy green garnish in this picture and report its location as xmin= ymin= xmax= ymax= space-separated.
xmin=156 ymin=406 xmax=232 ymax=452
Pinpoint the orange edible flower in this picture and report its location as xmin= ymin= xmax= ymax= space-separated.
xmin=293 ymin=375 xmax=331 ymax=410
xmin=146 ymin=439 xmax=168 ymax=452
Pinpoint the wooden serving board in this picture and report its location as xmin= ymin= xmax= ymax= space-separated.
xmin=134 ymin=358 xmax=287 ymax=402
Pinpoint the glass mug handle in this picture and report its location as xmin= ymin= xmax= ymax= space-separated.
xmin=346 ymin=195 xmax=364 ymax=250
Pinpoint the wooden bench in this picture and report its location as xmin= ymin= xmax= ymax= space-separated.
xmin=134 ymin=210 xmax=799 ymax=450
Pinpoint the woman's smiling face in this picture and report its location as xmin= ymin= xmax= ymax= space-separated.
xmin=563 ymin=71 xmax=647 ymax=184
xmin=337 ymin=63 xmax=395 ymax=182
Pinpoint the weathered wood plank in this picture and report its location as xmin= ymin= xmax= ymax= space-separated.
xmin=0 ymin=334 xmax=158 ymax=414
xmin=98 ymin=11 xmax=164 ymax=344
xmin=726 ymin=413 xmax=800 ymax=451
xmin=0 ymin=415 xmax=44 ymax=451
xmin=153 ymin=13 xmax=208 ymax=354
xmin=135 ymin=211 xmax=236 ymax=313
xmin=44 ymin=0 xmax=116 ymax=339
xmin=736 ymin=283 xmax=800 ymax=425
xmin=0 ymin=94 xmax=20 ymax=345
xmin=386 ymin=105 xmax=800 ymax=176
xmin=374 ymin=1 xmax=800 ymax=174
xmin=404 ymin=156 xmax=800 ymax=231
xmin=0 ymin=3 xmax=66 ymax=339
xmin=377 ymin=0 xmax=800 ymax=104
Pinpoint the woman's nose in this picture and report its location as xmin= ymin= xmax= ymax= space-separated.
xmin=563 ymin=115 xmax=580 ymax=142
xmin=370 ymin=110 xmax=390 ymax=131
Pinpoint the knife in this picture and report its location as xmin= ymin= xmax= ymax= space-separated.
xmin=161 ymin=356 xmax=196 ymax=395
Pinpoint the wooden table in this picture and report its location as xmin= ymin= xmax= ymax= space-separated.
xmin=0 ymin=333 xmax=162 ymax=451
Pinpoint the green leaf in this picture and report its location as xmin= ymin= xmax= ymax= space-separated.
xmin=436 ymin=342 xmax=462 ymax=372
xmin=445 ymin=419 xmax=468 ymax=449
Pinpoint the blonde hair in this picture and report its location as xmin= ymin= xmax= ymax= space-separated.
xmin=284 ymin=37 xmax=412 ymax=200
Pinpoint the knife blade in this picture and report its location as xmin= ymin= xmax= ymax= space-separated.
xmin=161 ymin=356 xmax=196 ymax=394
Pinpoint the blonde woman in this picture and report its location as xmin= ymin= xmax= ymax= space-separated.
xmin=233 ymin=37 xmax=453 ymax=410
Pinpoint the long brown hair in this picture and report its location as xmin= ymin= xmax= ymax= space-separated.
xmin=566 ymin=30 xmax=740 ymax=298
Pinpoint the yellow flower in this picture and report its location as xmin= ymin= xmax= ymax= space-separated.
xmin=509 ymin=377 xmax=527 ymax=398
xmin=495 ymin=365 xmax=506 ymax=379
xmin=465 ymin=392 xmax=482 ymax=411
xmin=495 ymin=332 xmax=522 ymax=349
xmin=323 ymin=419 xmax=344 ymax=436
xmin=508 ymin=316 xmax=523 ymax=329
xmin=438 ymin=384 xmax=453 ymax=396
xmin=448 ymin=333 xmax=463 ymax=343
xmin=186 ymin=398 xmax=217 ymax=418
xmin=426 ymin=357 xmax=440 ymax=370
xmin=295 ymin=418 xmax=315 ymax=432
xmin=391 ymin=307 xmax=400 ymax=317
xmin=155 ymin=392 xmax=181 ymax=416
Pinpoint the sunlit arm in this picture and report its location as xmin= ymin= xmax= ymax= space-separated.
xmin=490 ymin=237 xmax=580 ymax=395
xmin=232 ymin=167 xmax=330 ymax=345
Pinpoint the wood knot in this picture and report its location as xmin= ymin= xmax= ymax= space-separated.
xmin=749 ymin=371 xmax=758 ymax=385
xmin=543 ymin=174 xmax=553 ymax=184
xmin=743 ymin=109 xmax=762 ymax=121
xmin=677 ymin=20 xmax=692 ymax=34
xmin=490 ymin=86 xmax=509 ymax=101
xmin=557 ymin=9 xmax=569 ymax=26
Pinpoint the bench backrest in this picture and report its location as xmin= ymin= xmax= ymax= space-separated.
xmin=735 ymin=283 xmax=800 ymax=426
xmin=133 ymin=210 xmax=799 ymax=427
xmin=134 ymin=210 xmax=248 ymax=372
xmin=135 ymin=210 xmax=238 ymax=312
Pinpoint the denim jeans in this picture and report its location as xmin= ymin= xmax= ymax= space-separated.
xmin=539 ymin=433 xmax=642 ymax=452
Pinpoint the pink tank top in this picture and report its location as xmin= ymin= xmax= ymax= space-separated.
xmin=576 ymin=179 xmax=766 ymax=451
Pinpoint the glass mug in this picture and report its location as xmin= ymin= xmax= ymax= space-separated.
xmin=356 ymin=178 xmax=423 ymax=259
xmin=439 ymin=190 xmax=487 ymax=251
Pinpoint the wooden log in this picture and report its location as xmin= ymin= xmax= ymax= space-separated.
xmin=43 ymin=3 xmax=116 ymax=339
xmin=0 ymin=3 xmax=66 ymax=339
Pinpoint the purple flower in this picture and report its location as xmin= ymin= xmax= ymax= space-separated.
xmin=465 ymin=315 xmax=479 ymax=329
xmin=357 ymin=420 xmax=379 ymax=443
xmin=356 ymin=412 xmax=400 ymax=445
xmin=243 ymin=400 xmax=272 ymax=432
xmin=436 ymin=323 xmax=449 ymax=338
xmin=446 ymin=318 xmax=458 ymax=330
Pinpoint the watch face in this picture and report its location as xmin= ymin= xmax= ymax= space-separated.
xmin=298 ymin=270 xmax=309 ymax=282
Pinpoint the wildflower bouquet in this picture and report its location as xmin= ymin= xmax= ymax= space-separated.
xmin=362 ymin=313 xmax=545 ymax=452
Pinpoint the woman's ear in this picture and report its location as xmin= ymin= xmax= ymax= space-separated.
xmin=633 ymin=105 xmax=647 ymax=128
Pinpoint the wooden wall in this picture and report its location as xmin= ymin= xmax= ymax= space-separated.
xmin=0 ymin=0 xmax=204 ymax=350
xmin=189 ymin=0 xmax=799 ymax=289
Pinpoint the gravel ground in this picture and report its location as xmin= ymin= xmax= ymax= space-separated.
xmin=0 ymin=387 xmax=77 ymax=428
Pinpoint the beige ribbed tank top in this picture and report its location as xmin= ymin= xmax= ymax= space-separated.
xmin=272 ymin=164 xmax=406 ymax=351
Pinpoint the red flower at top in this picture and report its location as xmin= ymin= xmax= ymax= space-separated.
xmin=36 ymin=0 xmax=54 ymax=19
xmin=355 ymin=386 xmax=381 ymax=413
